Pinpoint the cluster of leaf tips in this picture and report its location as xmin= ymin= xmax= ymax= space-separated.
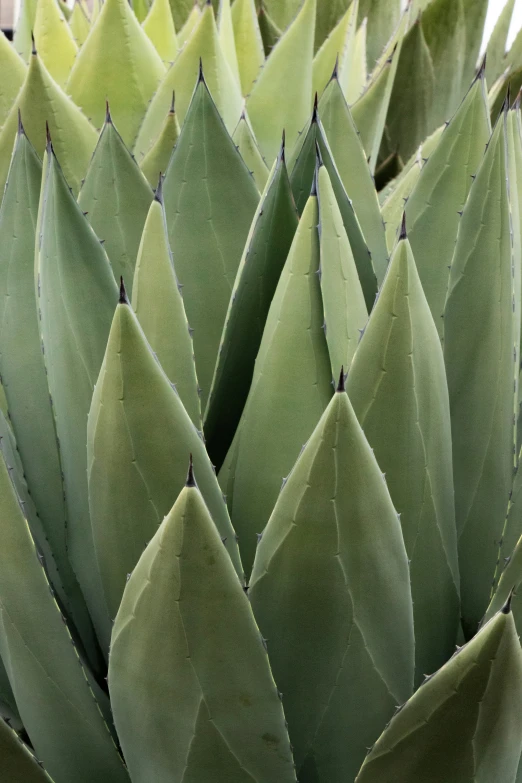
xmin=2 ymin=0 xmax=522 ymax=781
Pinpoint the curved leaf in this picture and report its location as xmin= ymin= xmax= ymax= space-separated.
xmin=162 ymin=77 xmax=259 ymax=407
xmin=486 ymin=0 xmax=515 ymax=86
xmin=0 ymin=32 xmax=26 ymax=130
xmin=135 ymin=4 xmax=243 ymax=157
xmin=217 ymin=0 xmax=240 ymax=85
xmin=204 ymin=141 xmax=298 ymax=468
xmin=232 ymin=112 xmax=269 ymax=192
xmin=0 ymin=453 xmax=129 ymax=783
xmin=34 ymin=0 xmax=78 ymax=87
xmin=109 ymin=478 xmax=295 ymax=783
xmin=443 ymin=115 xmax=515 ymax=637
xmin=348 ymin=232 xmax=460 ymax=683
xmin=355 ymin=607 xmax=522 ymax=783
xmin=139 ymin=92 xmax=179 ymax=185
xmin=228 ymin=190 xmax=332 ymax=574
xmin=69 ymin=0 xmax=91 ymax=46
xmin=0 ymin=717 xmax=53 ymax=782
xmin=66 ymin=0 xmax=165 ymax=147
xmin=0 ymin=48 xmax=97 ymax=196
xmin=36 ymin=145 xmax=118 ymax=654
xmin=142 ymin=0 xmax=178 ymax=62
xmin=250 ymin=384 xmax=414 ymax=782
xmin=247 ymin=0 xmax=316 ymax=162
xmin=358 ymin=0 xmax=401 ymax=69
xmin=176 ymin=1 xmax=200 ymax=47
xmin=132 ymin=195 xmax=201 ymax=428
xmin=78 ymin=112 xmax=153 ymax=297
xmin=312 ymin=1 xmax=358 ymax=100
xmin=13 ymin=0 xmax=37 ymax=61
xmin=231 ymin=0 xmax=264 ymax=95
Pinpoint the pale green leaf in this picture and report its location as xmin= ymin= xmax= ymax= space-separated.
xmin=231 ymin=0 xmax=264 ymax=95
xmin=142 ymin=0 xmax=178 ymax=62
xmin=34 ymin=0 xmax=78 ymax=87
xmin=232 ymin=111 xmax=269 ymax=192
xmin=0 ymin=32 xmax=26 ymax=130
xmin=139 ymin=93 xmax=180 ymax=185
xmin=217 ymin=0 xmax=240 ymax=84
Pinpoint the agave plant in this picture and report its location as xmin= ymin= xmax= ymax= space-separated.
xmin=1 ymin=0 xmax=522 ymax=781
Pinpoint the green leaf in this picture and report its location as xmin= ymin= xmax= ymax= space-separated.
xmin=69 ymin=0 xmax=91 ymax=46
xmin=134 ymin=4 xmax=243 ymax=157
xmin=288 ymin=112 xmax=377 ymax=308
xmin=0 ymin=717 xmax=53 ymax=782
xmin=227 ymin=190 xmax=332 ymax=574
xmin=0 ymin=453 xmax=129 ymax=783
xmin=347 ymin=232 xmax=460 ymax=683
xmin=314 ymin=0 xmax=350 ymax=53
xmin=13 ymin=0 xmax=37 ymax=61
xmin=176 ymin=1 xmax=200 ymax=46
xmin=404 ymin=70 xmax=491 ymax=338
xmin=247 ymin=0 xmax=316 ymax=162
xmin=317 ymin=164 xmax=367 ymax=378
xmin=358 ymin=0 xmax=401 ymax=69
xmin=87 ymin=295 xmax=242 ymax=626
xmin=109 ymin=478 xmax=295 ymax=783
xmin=132 ymin=0 xmax=150 ymax=23
xmin=132 ymin=195 xmax=201 ymax=428
xmin=33 ymin=0 xmax=78 ymax=87
xmin=355 ymin=607 xmax=522 ymax=783
xmin=249 ymin=384 xmax=414 ymax=782
xmin=443 ymin=115 xmax=515 ymax=638
xmin=217 ymin=0 xmax=241 ymax=85
xmin=260 ymin=0 xmax=301 ymax=31
xmin=142 ymin=0 xmax=178 ymax=62
xmin=0 ymin=127 xmax=98 ymax=665
xmin=162 ymin=77 xmax=259 ymax=408
xmin=78 ymin=112 xmax=153 ymax=297
xmin=36 ymin=145 xmax=118 ymax=654
xmin=486 ymin=0 xmax=515 ymax=85
xmin=381 ymin=160 xmax=422 ymax=250
xmin=204 ymin=141 xmax=298 ymax=469
xmin=231 ymin=0 xmax=264 ymax=95
xmin=232 ymin=111 xmax=269 ymax=192
xmin=319 ymin=74 xmax=388 ymax=285
xmin=168 ymin=0 xmax=193 ymax=31
xmin=0 ymin=32 xmax=26 ymax=130
xmin=0 ymin=49 xmax=97 ymax=197
xmin=66 ymin=0 xmax=166 ymax=148
xmin=257 ymin=4 xmax=282 ymax=55
xmin=139 ymin=92 xmax=180 ymax=185
xmin=312 ymin=1 xmax=358 ymax=100
xmin=351 ymin=8 xmax=408 ymax=172
xmin=350 ymin=17 xmax=368 ymax=102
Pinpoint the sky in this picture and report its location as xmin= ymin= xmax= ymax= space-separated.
xmin=483 ymin=0 xmax=522 ymax=50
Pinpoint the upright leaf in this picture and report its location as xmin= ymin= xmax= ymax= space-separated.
xmin=444 ymin=115 xmax=515 ymax=637
xmin=176 ymin=1 xmax=200 ymax=47
xmin=261 ymin=0 xmax=300 ymax=31
xmin=169 ymin=0 xmax=193 ymax=31
xmin=139 ymin=91 xmax=180 ymax=186
xmin=247 ymin=0 xmax=316 ymax=162
xmin=0 ymin=125 xmax=97 ymax=662
xmin=0 ymin=47 xmax=97 ymax=196
xmin=250 ymin=382 xmax=414 ymax=783
xmin=314 ymin=0 xmax=350 ymax=52
xmin=231 ymin=0 xmax=264 ymax=95
xmin=319 ymin=73 xmax=388 ymax=284
xmin=381 ymin=159 xmax=422 ymax=250
xmin=358 ymin=0 xmax=401 ymax=69
xmin=312 ymin=1 xmax=358 ymax=100
xmin=404 ymin=68 xmax=491 ymax=338
xmin=228 ymin=188 xmax=332 ymax=574
xmin=0 ymin=32 xmax=26 ymax=130
xmin=66 ymin=0 xmax=165 ymax=147
xmin=87 ymin=292 xmax=241 ymax=625
xmin=162 ymin=77 xmax=259 ymax=407
xmin=142 ymin=0 xmax=178 ymax=62
xmin=135 ymin=5 xmax=243 ymax=157
xmin=317 ymin=165 xmax=367 ymax=377
xmin=355 ymin=606 xmax=522 ymax=783
xmin=347 ymin=229 xmax=460 ymax=683
xmin=288 ymin=109 xmax=377 ymax=307
xmin=132 ymin=191 xmax=201 ymax=428
xmin=0 ymin=454 xmax=129 ymax=783
xmin=33 ymin=0 xmax=78 ymax=87
xmin=13 ymin=0 xmax=37 ymax=60
xmin=109 ymin=476 xmax=295 ymax=783
xmin=217 ymin=0 xmax=240 ymax=85
xmin=36 ymin=144 xmax=118 ymax=653
xmin=232 ymin=111 xmax=269 ymax=192
xmin=78 ymin=110 xmax=153 ymax=297
xmin=486 ymin=0 xmax=515 ymax=86
xmin=257 ymin=3 xmax=281 ymax=54
xmin=204 ymin=140 xmax=298 ymax=468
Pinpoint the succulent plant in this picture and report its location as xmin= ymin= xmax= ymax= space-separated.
xmin=1 ymin=0 xmax=522 ymax=781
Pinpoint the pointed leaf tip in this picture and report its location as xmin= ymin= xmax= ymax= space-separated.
xmin=477 ymin=52 xmax=486 ymax=80
xmin=399 ymin=212 xmax=407 ymax=240
xmin=198 ymin=57 xmax=204 ymax=84
xmin=314 ymin=139 xmax=324 ymax=169
xmin=186 ymin=454 xmax=196 ymax=487
xmin=105 ymin=100 xmax=112 ymax=124
xmin=336 ymin=366 xmax=345 ymax=392
xmin=155 ymin=173 xmax=164 ymax=204
xmin=17 ymin=108 xmax=24 ymax=137
xmin=170 ymin=92 xmax=175 ymax=114
xmin=31 ymin=31 xmax=37 ymax=55
xmin=279 ymin=129 xmax=286 ymax=163
xmin=502 ymin=586 xmax=516 ymax=614
xmin=45 ymin=121 xmax=52 ymax=152
xmin=312 ymin=92 xmax=319 ymax=124
xmin=119 ymin=277 xmax=128 ymax=304
xmin=330 ymin=53 xmax=340 ymax=83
